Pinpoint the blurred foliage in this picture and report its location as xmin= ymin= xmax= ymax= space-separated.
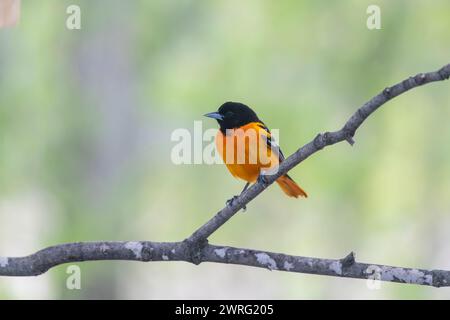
xmin=0 ymin=0 xmax=449 ymax=299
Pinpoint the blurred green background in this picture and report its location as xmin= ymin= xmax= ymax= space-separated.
xmin=0 ymin=0 xmax=449 ymax=299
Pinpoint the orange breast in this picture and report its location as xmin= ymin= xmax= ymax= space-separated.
xmin=215 ymin=122 xmax=280 ymax=183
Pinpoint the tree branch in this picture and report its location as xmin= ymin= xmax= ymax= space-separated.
xmin=187 ymin=63 xmax=450 ymax=243
xmin=1 ymin=241 xmax=450 ymax=287
xmin=1 ymin=64 xmax=449 ymax=287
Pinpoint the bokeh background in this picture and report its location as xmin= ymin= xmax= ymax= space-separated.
xmin=0 ymin=0 xmax=450 ymax=299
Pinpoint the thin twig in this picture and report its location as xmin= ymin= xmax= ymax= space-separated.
xmin=187 ymin=64 xmax=450 ymax=243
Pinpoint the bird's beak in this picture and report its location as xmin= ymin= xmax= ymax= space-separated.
xmin=203 ymin=111 xmax=223 ymax=121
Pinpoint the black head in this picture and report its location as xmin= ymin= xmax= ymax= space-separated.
xmin=204 ymin=102 xmax=260 ymax=133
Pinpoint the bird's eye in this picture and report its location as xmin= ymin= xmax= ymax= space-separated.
xmin=225 ymin=111 xmax=233 ymax=118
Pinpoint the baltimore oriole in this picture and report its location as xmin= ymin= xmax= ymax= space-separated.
xmin=205 ymin=102 xmax=307 ymax=206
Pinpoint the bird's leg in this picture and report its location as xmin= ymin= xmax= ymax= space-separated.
xmin=241 ymin=182 xmax=250 ymax=194
xmin=226 ymin=182 xmax=250 ymax=211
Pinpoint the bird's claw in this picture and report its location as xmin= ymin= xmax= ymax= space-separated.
xmin=226 ymin=196 xmax=247 ymax=212
xmin=257 ymin=174 xmax=269 ymax=186
xmin=225 ymin=196 xmax=237 ymax=206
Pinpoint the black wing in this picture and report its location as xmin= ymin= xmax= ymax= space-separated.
xmin=257 ymin=122 xmax=285 ymax=162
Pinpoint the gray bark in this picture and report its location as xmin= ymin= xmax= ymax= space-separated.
xmin=1 ymin=241 xmax=449 ymax=287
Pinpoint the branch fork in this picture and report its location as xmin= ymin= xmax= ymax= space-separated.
xmin=1 ymin=63 xmax=449 ymax=287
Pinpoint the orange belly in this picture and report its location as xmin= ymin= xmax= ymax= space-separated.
xmin=215 ymin=122 xmax=279 ymax=183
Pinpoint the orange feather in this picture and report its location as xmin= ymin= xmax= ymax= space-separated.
xmin=215 ymin=122 xmax=307 ymax=198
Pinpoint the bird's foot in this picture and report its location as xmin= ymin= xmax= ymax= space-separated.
xmin=257 ymin=174 xmax=269 ymax=186
xmin=226 ymin=195 xmax=247 ymax=212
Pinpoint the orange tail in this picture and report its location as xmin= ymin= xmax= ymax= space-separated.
xmin=276 ymin=174 xmax=308 ymax=198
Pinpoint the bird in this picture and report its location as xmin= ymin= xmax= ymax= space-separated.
xmin=204 ymin=101 xmax=307 ymax=207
